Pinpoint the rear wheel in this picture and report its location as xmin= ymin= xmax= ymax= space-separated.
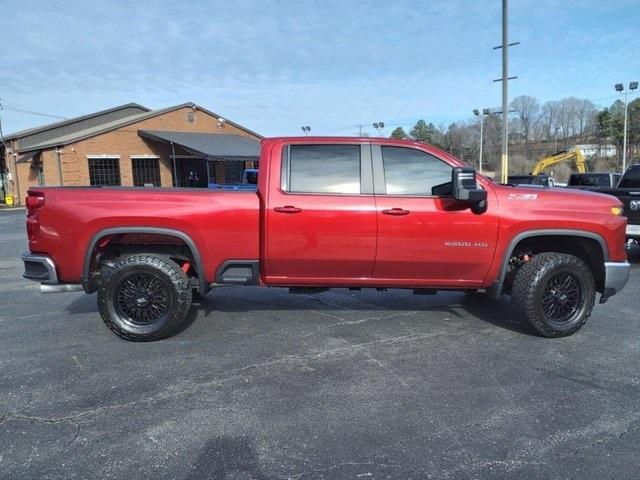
xmin=97 ymin=254 xmax=193 ymax=341
xmin=511 ymin=252 xmax=595 ymax=338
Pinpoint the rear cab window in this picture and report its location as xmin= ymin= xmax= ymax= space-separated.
xmin=281 ymin=144 xmax=371 ymax=194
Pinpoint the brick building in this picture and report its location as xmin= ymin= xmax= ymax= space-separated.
xmin=0 ymin=102 xmax=262 ymax=206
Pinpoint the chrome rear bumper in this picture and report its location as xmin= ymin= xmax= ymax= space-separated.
xmin=22 ymin=252 xmax=83 ymax=293
xmin=22 ymin=252 xmax=58 ymax=284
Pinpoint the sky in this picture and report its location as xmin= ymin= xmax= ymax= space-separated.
xmin=1 ymin=0 xmax=639 ymax=137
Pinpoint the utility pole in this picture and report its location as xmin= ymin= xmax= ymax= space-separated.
xmin=356 ymin=124 xmax=366 ymax=136
xmin=500 ymin=0 xmax=509 ymax=184
xmin=493 ymin=0 xmax=518 ymax=183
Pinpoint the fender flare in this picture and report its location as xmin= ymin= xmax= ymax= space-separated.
xmin=82 ymin=227 xmax=208 ymax=294
xmin=486 ymin=229 xmax=608 ymax=299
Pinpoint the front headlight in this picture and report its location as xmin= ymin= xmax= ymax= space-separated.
xmin=611 ymin=206 xmax=623 ymax=216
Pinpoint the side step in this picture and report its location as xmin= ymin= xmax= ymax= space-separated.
xmin=41 ymin=284 xmax=84 ymax=293
xmin=215 ymin=260 xmax=259 ymax=285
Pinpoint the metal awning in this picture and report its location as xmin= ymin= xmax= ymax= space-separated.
xmin=139 ymin=130 xmax=260 ymax=160
xmin=16 ymin=150 xmax=41 ymax=164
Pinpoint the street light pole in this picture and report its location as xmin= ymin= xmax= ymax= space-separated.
xmin=615 ymin=81 xmax=638 ymax=174
xmin=623 ymin=89 xmax=629 ymax=173
xmin=479 ymin=115 xmax=484 ymax=173
xmin=473 ymin=109 xmax=489 ymax=173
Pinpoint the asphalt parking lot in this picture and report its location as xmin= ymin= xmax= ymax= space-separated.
xmin=1 ymin=208 xmax=639 ymax=479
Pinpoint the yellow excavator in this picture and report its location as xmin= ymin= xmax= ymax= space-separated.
xmin=531 ymin=147 xmax=587 ymax=175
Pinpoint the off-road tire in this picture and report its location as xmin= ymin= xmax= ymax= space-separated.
xmin=511 ymin=252 xmax=595 ymax=338
xmin=97 ymin=254 xmax=193 ymax=341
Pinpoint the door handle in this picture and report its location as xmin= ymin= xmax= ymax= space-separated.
xmin=382 ymin=208 xmax=410 ymax=216
xmin=274 ymin=205 xmax=302 ymax=214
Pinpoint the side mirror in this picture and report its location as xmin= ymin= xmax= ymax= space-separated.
xmin=452 ymin=167 xmax=488 ymax=213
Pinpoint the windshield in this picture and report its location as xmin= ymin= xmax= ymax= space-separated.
xmin=619 ymin=165 xmax=640 ymax=188
xmin=571 ymin=174 xmax=610 ymax=187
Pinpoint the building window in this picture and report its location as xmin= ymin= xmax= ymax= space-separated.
xmin=132 ymin=157 xmax=161 ymax=187
xmin=88 ymin=157 xmax=121 ymax=186
xmin=225 ymin=161 xmax=245 ymax=184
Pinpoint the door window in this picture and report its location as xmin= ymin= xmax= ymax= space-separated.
xmin=381 ymin=146 xmax=451 ymax=195
xmin=283 ymin=144 xmax=361 ymax=194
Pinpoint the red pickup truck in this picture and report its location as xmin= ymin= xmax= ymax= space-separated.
xmin=22 ymin=137 xmax=630 ymax=341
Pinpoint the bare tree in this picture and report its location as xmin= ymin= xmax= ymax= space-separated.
xmin=575 ymin=99 xmax=597 ymax=138
xmin=538 ymin=101 xmax=560 ymax=142
xmin=510 ymin=95 xmax=540 ymax=143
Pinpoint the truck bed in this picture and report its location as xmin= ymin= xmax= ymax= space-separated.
xmin=26 ymin=187 xmax=260 ymax=284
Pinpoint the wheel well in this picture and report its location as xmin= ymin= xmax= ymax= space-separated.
xmin=506 ymin=235 xmax=605 ymax=293
xmin=84 ymin=230 xmax=206 ymax=293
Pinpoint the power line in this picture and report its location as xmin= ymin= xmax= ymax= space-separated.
xmin=0 ymin=99 xmax=67 ymax=120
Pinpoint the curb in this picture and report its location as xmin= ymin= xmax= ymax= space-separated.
xmin=0 ymin=206 xmax=26 ymax=212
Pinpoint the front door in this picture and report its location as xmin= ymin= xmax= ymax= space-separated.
xmin=372 ymin=144 xmax=499 ymax=287
xmin=264 ymin=142 xmax=377 ymax=283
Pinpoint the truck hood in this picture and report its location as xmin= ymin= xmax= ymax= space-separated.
xmin=493 ymin=183 xmax=623 ymax=214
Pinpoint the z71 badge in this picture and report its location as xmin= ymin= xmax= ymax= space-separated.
xmin=508 ymin=193 xmax=538 ymax=200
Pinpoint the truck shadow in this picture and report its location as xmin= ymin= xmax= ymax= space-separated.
xmin=189 ymin=288 xmax=538 ymax=337
xmin=64 ymin=288 xmax=544 ymax=337
xmin=182 ymin=436 xmax=276 ymax=480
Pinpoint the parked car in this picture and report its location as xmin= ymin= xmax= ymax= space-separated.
xmin=21 ymin=137 xmax=629 ymax=341
xmin=567 ymin=172 xmax=621 ymax=189
xmin=507 ymin=174 xmax=555 ymax=187
xmin=592 ymin=164 xmax=640 ymax=242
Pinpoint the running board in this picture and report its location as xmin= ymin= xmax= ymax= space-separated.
xmin=41 ymin=284 xmax=84 ymax=293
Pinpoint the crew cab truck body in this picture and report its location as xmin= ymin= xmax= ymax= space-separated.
xmin=22 ymin=137 xmax=630 ymax=340
xmin=588 ymin=164 xmax=640 ymax=242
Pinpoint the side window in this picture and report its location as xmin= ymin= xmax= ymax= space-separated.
xmin=285 ymin=144 xmax=361 ymax=194
xmin=381 ymin=146 xmax=452 ymax=195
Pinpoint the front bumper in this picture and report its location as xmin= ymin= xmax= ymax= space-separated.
xmin=601 ymin=261 xmax=631 ymax=302
xmin=22 ymin=252 xmax=59 ymax=284
xmin=626 ymin=224 xmax=640 ymax=239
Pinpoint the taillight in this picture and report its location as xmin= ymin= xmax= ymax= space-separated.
xmin=26 ymin=192 xmax=44 ymax=241
xmin=26 ymin=194 xmax=45 ymax=213
xmin=27 ymin=217 xmax=40 ymax=241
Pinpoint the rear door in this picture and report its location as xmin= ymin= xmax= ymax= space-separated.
xmin=372 ymin=144 xmax=499 ymax=286
xmin=264 ymin=142 xmax=377 ymax=283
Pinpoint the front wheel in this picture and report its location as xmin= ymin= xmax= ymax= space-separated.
xmin=97 ymin=254 xmax=193 ymax=341
xmin=511 ymin=252 xmax=595 ymax=338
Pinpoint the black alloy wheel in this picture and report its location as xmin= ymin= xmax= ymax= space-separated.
xmin=97 ymin=254 xmax=193 ymax=341
xmin=540 ymin=271 xmax=582 ymax=325
xmin=511 ymin=252 xmax=595 ymax=338
xmin=114 ymin=273 xmax=171 ymax=326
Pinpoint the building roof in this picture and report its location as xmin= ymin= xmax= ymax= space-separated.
xmin=11 ymin=102 xmax=262 ymax=152
xmin=139 ymin=130 xmax=260 ymax=159
xmin=5 ymin=103 xmax=149 ymax=142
